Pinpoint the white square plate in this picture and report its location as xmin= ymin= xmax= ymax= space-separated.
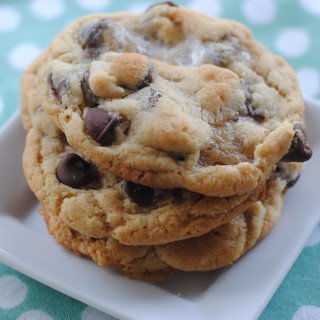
xmin=0 ymin=99 xmax=319 ymax=320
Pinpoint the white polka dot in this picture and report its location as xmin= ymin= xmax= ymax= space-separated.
xmin=0 ymin=6 xmax=21 ymax=32
xmin=275 ymin=28 xmax=310 ymax=58
xmin=300 ymin=0 xmax=320 ymax=15
xmin=128 ymin=2 xmax=150 ymax=13
xmin=9 ymin=43 xmax=42 ymax=71
xmin=82 ymin=306 xmax=114 ymax=320
xmin=30 ymin=0 xmax=65 ymax=20
xmin=242 ymin=0 xmax=277 ymax=24
xmin=76 ymin=0 xmax=111 ymax=12
xmin=305 ymin=225 xmax=320 ymax=247
xmin=188 ymin=0 xmax=223 ymax=17
xmin=297 ymin=68 xmax=320 ymax=98
xmin=293 ymin=305 xmax=320 ymax=320
xmin=0 ymin=275 xmax=28 ymax=309
xmin=17 ymin=310 xmax=52 ymax=320
xmin=0 ymin=96 xmax=4 ymax=115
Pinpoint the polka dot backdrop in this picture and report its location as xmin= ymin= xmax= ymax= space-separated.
xmin=0 ymin=1 xmax=319 ymax=319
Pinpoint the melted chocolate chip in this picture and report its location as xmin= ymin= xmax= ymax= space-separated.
xmin=147 ymin=1 xmax=178 ymax=10
xmin=273 ymin=162 xmax=300 ymax=190
xmin=285 ymin=175 xmax=300 ymax=189
xmin=245 ymin=107 xmax=265 ymax=122
xmin=85 ymin=108 xmax=122 ymax=146
xmin=81 ymin=71 xmax=99 ymax=108
xmin=245 ymin=98 xmax=265 ymax=123
xmin=281 ymin=123 xmax=313 ymax=162
xmin=81 ymin=20 xmax=108 ymax=59
xmin=147 ymin=87 xmax=162 ymax=108
xmin=252 ymin=114 xmax=265 ymax=123
xmin=47 ymin=73 xmax=67 ymax=102
xmin=125 ymin=181 xmax=157 ymax=207
xmin=244 ymin=97 xmax=251 ymax=109
xmin=138 ymin=67 xmax=153 ymax=89
xmin=56 ymin=153 xmax=96 ymax=188
xmin=241 ymin=81 xmax=264 ymax=123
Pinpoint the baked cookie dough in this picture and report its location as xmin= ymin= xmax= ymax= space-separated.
xmin=40 ymin=171 xmax=292 ymax=281
xmin=23 ymin=109 xmax=264 ymax=245
xmin=21 ymin=3 xmax=312 ymax=197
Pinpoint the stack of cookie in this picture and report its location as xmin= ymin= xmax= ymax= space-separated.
xmin=21 ymin=3 xmax=312 ymax=281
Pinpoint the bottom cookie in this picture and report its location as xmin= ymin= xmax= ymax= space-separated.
xmin=41 ymin=174 xmax=287 ymax=281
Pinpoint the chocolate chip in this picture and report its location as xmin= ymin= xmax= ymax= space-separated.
xmin=81 ymin=20 xmax=108 ymax=59
xmin=245 ymin=106 xmax=265 ymax=123
xmin=81 ymin=71 xmax=99 ymax=108
xmin=47 ymin=73 xmax=67 ymax=102
xmin=147 ymin=87 xmax=162 ymax=108
xmin=281 ymin=123 xmax=313 ymax=162
xmin=244 ymin=97 xmax=264 ymax=123
xmin=239 ymin=81 xmax=263 ymax=122
xmin=84 ymin=108 xmax=122 ymax=146
xmin=285 ymin=175 xmax=300 ymax=189
xmin=138 ymin=67 xmax=153 ymax=89
xmin=252 ymin=114 xmax=264 ymax=123
xmin=56 ymin=153 xmax=96 ymax=188
xmin=125 ymin=181 xmax=157 ymax=207
xmin=147 ymin=2 xmax=178 ymax=10
xmin=273 ymin=162 xmax=300 ymax=190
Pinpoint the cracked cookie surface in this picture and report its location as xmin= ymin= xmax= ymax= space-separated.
xmin=40 ymin=171 xmax=292 ymax=281
xmin=22 ymin=108 xmax=264 ymax=245
xmin=21 ymin=4 xmax=308 ymax=197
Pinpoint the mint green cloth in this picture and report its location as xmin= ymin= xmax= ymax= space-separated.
xmin=0 ymin=1 xmax=319 ymax=319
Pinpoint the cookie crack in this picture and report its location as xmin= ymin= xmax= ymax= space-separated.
xmin=249 ymin=57 xmax=287 ymax=99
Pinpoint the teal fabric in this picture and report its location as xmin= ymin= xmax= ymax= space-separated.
xmin=0 ymin=0 xmax=319 ymax=319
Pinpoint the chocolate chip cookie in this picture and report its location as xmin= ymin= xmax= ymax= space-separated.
xmin=40 ymin=171 xmax=291 ymax=281
xmin=21 ymin=4 xmax=311 ymax=197
xmin=23 ymin=108 xmax=264 ymax=245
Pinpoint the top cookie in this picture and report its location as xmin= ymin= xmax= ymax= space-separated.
xmin=22 ymin=3 xmax=311 ymax=196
